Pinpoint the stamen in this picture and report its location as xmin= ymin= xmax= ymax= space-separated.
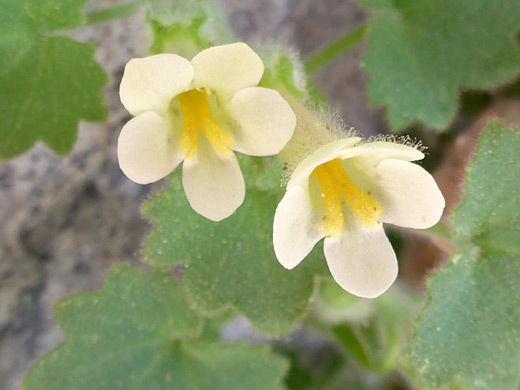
xmin=178 ymin=89 xmax=233 ymax=159
xmin=313 ymin=159 xmax=381 ymax=238
xmin=178 ymin=98 xmax=200 ymax=158
xmin=201 ymin=116 xmax=233 ymax=158
xmin=313 ymin=163 xmax=344 ymax=239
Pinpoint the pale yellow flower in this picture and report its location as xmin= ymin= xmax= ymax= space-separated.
xmin=118 ymin=43 xmax=296 ymax=221
xmin=273 ymin=138 xmax=445 ymax=298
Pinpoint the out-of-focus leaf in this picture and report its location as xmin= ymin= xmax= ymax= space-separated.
xmin=260 ymin=49 xmax=307 ymax=101
xmin=147 ymin=0 xmax=232 ymax=57
xmin=314 ymin=280 xmax=420 ymax=373
xmin=359 ymin=0 xmax=520 ymax=131
xmin=0 ymin=0 xmax=107 ymax=159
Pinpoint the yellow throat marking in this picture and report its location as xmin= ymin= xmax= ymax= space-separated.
xmin=178 ymin=89 xmax=233 ymax=158
xmin=312 ymin=159 xmax=382 ymax=239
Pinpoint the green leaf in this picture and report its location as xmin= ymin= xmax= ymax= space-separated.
xmin=360 ymin=0 xmax=520 ymax=130
xmin=144 ymin=157 xmax=327 ymax=335
xmin=147 ymin=0 xmax=232 ymax=58
xmin=410 ymin=123 xmax=520 ymax=389
xmin=183 ymin=343 xmax=288 ymax=390
xmin=24 ymin=266 xmax=289 ymax=390
xmin=0 ymin=0 xmax=107 ymax=159
xmin=24 ymin=266 xmax=201 ymax=389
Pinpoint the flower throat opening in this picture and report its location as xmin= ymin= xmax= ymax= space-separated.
xmin=313 ymin=159 xmax=382 ymax=239
xmin=178 ymin=89 xmax=233 ymax=159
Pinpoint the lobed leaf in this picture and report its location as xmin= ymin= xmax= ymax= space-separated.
xmin=410 ymin=123 xmax=520 ymax=389
xmin=360 ymin=0 xmax=520 ymax=131
xmin=144 ymin=157 xmax=327 ymax=335
xmin=0 ymin=0 xmax=107 ymax=159
xmin=24 ymin=266 xmax=288 ymax=390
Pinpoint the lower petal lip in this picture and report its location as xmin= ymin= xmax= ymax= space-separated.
xmin=323 ymin=226 xmax=398 ymax=298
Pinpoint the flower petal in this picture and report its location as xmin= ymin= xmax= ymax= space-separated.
xmin=227 ymin=87 xmax=296 ymax=156
xmin=191 ymin=43 xmax=264 ymax=99
xmin=364 ymin=159 xmax=445 ymax=229
xmin=273 ymin=185 xmax=325 ymax=269
xmin=336 ymin=141 xmax=424 ymax=164
xmin=182 ymin=140 xmax=245 ymax=221
xmin=289 ymin=138 xmax=362 ymax=187
xmin=120 ymin=54 xmax=194 ymax=116
xmin=118 ymin=112 xmax=183 ymax=184
xmin=324 ymin=226 xmax=397 ymax=298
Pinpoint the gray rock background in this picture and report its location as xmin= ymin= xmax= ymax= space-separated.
xmin=0 ymin=1 xmax=383 ymax=388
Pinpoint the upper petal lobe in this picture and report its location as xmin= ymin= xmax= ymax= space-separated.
xmin=227 ymin=87 xmax=296 ymax=156
xmin=191 ymin=43 xmax=264 ymax=99
xmin=120 ymin=54 xmax=194 ymax=116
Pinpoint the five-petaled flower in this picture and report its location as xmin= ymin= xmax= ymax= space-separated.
xmin=273 ymin=138 xmax=445 ymax=298
xmin=118 ymin=43 xmax=296 ymax=221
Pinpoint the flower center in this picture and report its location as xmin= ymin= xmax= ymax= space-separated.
xmin=312 ymin=159 xmax=382 ymax=239
xmin=178 ymin=89 xmax=233 ymax=159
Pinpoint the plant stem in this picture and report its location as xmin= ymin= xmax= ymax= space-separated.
xmin=305 ymin=24 xmax=367 ymax=74
xmin=85 ymin=1 xmax=144 ymax=25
